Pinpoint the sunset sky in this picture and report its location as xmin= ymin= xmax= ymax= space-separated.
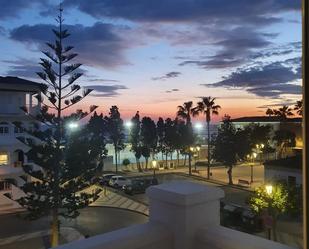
xmin=0 ymin=0 xmax=302 ymax=122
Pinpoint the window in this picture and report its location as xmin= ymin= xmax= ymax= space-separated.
xmin=0 ymin=153 xmax=8 ymax=165
xmin=0 ymin=126 xmax=9 ymax=134
xmin=0 ymin=181 xmax=11 ymax=191
xmin=0 ymin=122 xmax=9 ymax=134
xmin=288 ymin=176 xmax=296 ymax=186
xmin=14 ymin=127 xmax=24 ymax=134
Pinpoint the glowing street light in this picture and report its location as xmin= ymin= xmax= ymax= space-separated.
xmin=68 ymin=122 xmax=79 ymax=130
xmin=249 ymin=152 xmax=257 ymax=183
xmin=124 ymin=121 xmax=133 ymax=129
xmin=152 ymin=160 xmax=157 ymax=178
xmin=265 ymin=185 xmax=273 ymax=195
xmin=194 ymin=122 xmax=203 ymax=130
xmin=265 ymin=184 xmax=273 ymax=240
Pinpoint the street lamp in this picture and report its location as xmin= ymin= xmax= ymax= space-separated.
xmin=124 ymin=121 xmax=133 ymax=129
xmin=265 ymin=184 xmax=273 ymax=240
xmin=190 ymin=147 xmax=198 ymax=171
xmin=194 ymin=122 xmax=203 ymax=130
xmin=196 ymin=146 xmax=201 ymax=162
xmin=188 ymin=147 xmax=194 ymax=175
xmin=152 ymin=160 xmax=157 ymax=178
xmin=68 ymin=122 xmax=79 ymax=130
xmin=265 ymin=185 xmax=273 ymax=195
xmin=248 ymin=152 xmax=257 ymax=183
xmin=256 ymin=144 xmax=265 ymax=163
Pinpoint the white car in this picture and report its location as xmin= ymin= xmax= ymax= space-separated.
xmin=109 ymin=176 xmax=131 ymax=188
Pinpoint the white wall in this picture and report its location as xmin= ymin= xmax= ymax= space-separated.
xmin=55 ymin=181 xmax=297 ymax=249
xmin=265 ymin=167 xmax=302 ymax=185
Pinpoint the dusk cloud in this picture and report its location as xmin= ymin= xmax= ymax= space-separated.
xmin=152 ymin=72 xmax=181 ymax=81
xmin=9 ymin=22 xmax=130 ymax=68
xmin=178 ymin=28 xmax=277 ymax=69
xmin=3 ymin=58 xmax=41 ymax=79
xmin=63 ymin=0 xmax=299 ymax=25
xmin=85 ymin=85 xmax=128 ymax=97
xmin=165 ymin=88 xmax=179 ymax=93
xmin=205 ymin=58 xmax=302 ymax=97
xmin=3 ymin=57 xmax=86 ymax=80
xmin=0 ymin=0 xmax=52 ymax=20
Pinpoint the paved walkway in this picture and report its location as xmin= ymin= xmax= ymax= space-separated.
xmin=0 ymin=227 xmax=83 ymax=248
xmin=90 ymin=187 xmax=149 ymax=216
xmin=123 ymin=163 xmax=264 ymax=190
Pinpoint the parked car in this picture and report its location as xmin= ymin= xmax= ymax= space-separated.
xmin=122 ymin=179 xmax=147 ymax=195
xmin=99 ymin=174 xmax=116 ymax=186
xmin=109 ymin=176 xmax=131 ymax=188
xmin=122 ymin=177 xmax=158 ymax=195
xmin=220 ymin=202 xmax=263 ymax=233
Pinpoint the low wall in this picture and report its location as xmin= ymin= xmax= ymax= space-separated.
xmin=196 ymin=226 xmax=296 ymax=249
xmin=55 ymin=181 xmax=299 ymax=249
xmin=55 ymin=223 xmax=172 ymax=249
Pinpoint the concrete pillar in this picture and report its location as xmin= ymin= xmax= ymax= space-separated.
xmin=147 ymin=181 xmax=224 ymax=249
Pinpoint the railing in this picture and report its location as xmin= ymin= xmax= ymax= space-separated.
xmin=55 ymin=181 xmax=298 ymax=249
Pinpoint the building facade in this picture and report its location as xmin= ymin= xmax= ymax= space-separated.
xmin=0 ymin=76 xmax=43 ymax=212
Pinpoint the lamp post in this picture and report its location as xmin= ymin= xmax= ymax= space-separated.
xmin=188 ymin=147 xmax=194 ymax=175
xmin=196 ymin=146 xmax=201 ymax=161
xmin=265 ymin=184 xmax=273 ymax=240
xmin=256 ymin=143 xmax=265 ymax=164
xmin=248 ymin=152 xmax=257 ymax=183
xmin=152 ymin=160 xmax=157 ymax=178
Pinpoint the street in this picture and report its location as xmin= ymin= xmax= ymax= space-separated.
xmin=0 ymin=207 xmax=147 ymax=249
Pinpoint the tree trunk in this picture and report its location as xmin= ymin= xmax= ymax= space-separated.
xmin=136 ymin=157 xmax=142 ymax=172
xmin=115 ymin=148 xmax=118 ymax=173
xmin=227 ymin=166 xmax=233 ymax=185
xmin=177 ymin=151 xmax=180 ymax=167
xmin=207 ymin=120 xmax=210 ymax=179
xmin=145 ymin=157 xmax=148 ymax=169
xmin=184 ymin=154 xmax=187 ymax=166
xmin=165 ymin=153 xmax=168 ymax=168
xmin=272 ymin=217 xmax=277 ymax=241
xmin=51 ymin=209 xmax=59 ymax=247
xmin=188 ymin=153 xmax=192 ymax=175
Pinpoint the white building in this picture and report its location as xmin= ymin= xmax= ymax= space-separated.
xmin=0 ymin=76 xmax=43 ymax=213
xmin=264 ymin=156 xmax=302 ymax=185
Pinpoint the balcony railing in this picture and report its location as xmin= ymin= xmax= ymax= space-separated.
xmin=54 ymin=182 xmax=298 ymax=249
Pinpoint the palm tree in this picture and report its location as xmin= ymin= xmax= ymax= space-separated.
xmin=273 ymin=105 xmax=294 ymax=120
xmin=266 ymin=108 xmax=274 ymax=117
xmin=294 ymin=100 xmax=303 ymax=116
xmin=177 ymin=101 xmax=194 ymax=125
xmin=193 ymin=97 xmax=221 ymax=179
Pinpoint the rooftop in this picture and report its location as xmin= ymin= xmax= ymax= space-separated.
xmin=230 ymin=116 xmax=302 ymax=123
xmin=264 ymin=155 xmax=302 ymax=170
xmin=0 ymin=76 xmax=45 ymax=93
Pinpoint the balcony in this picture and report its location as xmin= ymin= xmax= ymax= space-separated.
xmin=0 ymin=104 xmax=40 ymax=117
xmin=0 ymin=165 xmax=23 ymax=177
xmin=55 ymin=181 xmax=297 ymax=249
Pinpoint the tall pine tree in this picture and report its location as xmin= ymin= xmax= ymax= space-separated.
xmin=15 ymin=5 xmax=98 ymax=247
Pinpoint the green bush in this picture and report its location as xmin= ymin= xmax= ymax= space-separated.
xmin=122 ymin=158 xmax=131 ymax=166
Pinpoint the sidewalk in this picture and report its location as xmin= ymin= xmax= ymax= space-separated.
xmin=90 ymin=187 xmax=149 ymax=216
xmin=121 ymin=163 xmax=264 ymax=191
xmin=0 ymin=227 xmax=83 ymax=248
